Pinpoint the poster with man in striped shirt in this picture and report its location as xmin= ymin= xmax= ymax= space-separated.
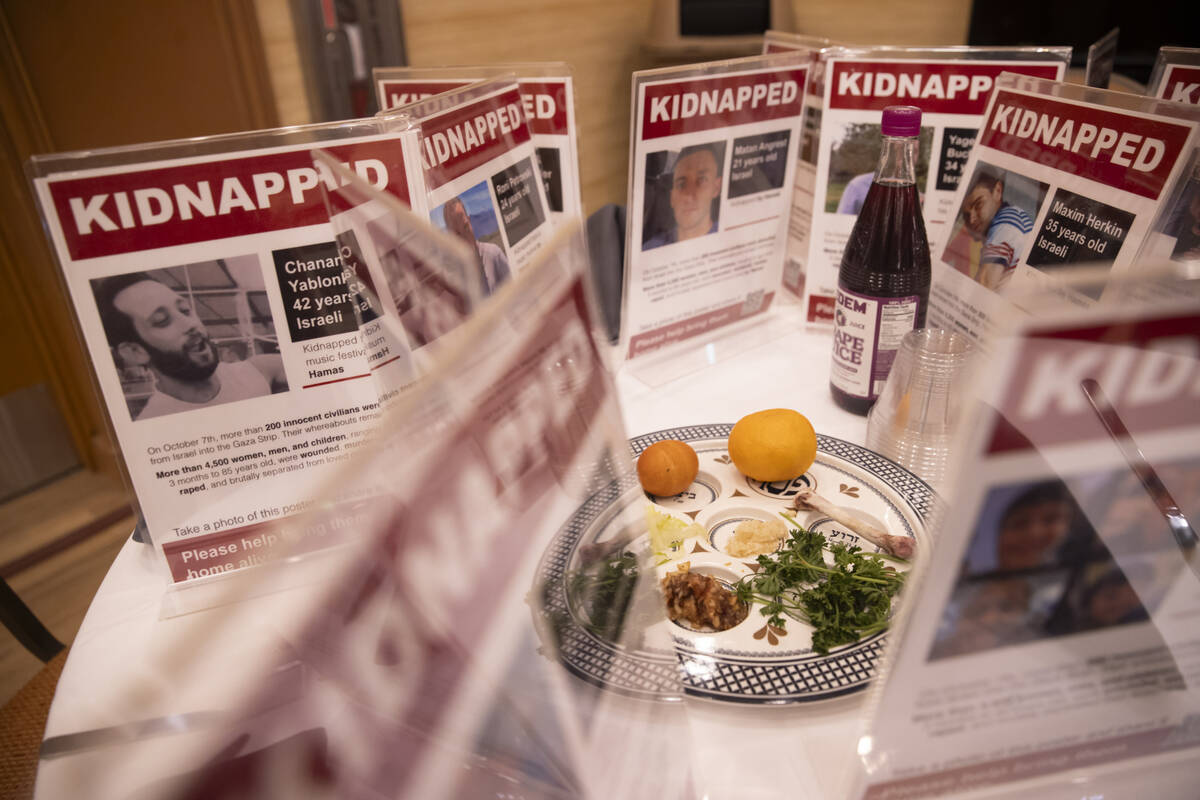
xmin=926 ymin=72 xmax=1200 ymax=349
xmin=942 ymin=164 xmax=1042 ymax=290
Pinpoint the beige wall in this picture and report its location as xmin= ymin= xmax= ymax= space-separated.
xmin=255 ymin=0 xmax=312 ymax=126
xmin=403 ymin=0 xmax=659 ymax=216
xmin=256 ymin=0 xmax=972 ymax=215
xmin=791 ymin=0 xmax=970 ymax=47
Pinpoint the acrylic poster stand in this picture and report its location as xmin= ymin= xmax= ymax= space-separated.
xmin=621 ymin=50 xmax=810 ymax=387
xmin=854 ymin=268 xmax=1200 ymax=800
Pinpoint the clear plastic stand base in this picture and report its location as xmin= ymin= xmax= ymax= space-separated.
xmin=621 ymin=309 xmax=800 ymax=389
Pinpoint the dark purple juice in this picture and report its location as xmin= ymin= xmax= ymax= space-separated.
xmin=829 ymin=137 xmax=931 ymax=415
xmin=840 ymin=181 xmax=931 ymax=314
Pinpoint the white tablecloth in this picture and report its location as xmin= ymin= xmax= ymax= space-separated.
xmin=37 ymin=314 xmax=877 ymax=799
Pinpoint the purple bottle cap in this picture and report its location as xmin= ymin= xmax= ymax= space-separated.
xmin=881 ymin=105 xmax=921 ymax=137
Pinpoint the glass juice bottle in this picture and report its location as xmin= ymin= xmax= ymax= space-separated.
xmin=830 ymin=105 xmax=931 ymax=416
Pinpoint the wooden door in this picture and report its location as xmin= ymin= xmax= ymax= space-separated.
xmin=0 ymin=1 xmax=278 ymax=485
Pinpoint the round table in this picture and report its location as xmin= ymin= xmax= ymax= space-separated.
xmin=36 ymin=311 xmax=882 ymax=799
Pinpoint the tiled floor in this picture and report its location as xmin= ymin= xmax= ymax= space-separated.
xmin=0 ymin=470 xmax=133 ymax=704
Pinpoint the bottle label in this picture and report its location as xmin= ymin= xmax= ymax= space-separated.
xmin=830 ymin=287 xmax=919 ymax=399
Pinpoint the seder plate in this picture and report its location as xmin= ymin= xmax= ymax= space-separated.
xmin=533 ymin=424 xmax=935 ymax=705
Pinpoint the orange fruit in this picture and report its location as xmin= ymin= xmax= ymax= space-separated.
xmin=728 ymin=409 xmax=817 ymax=482
xmin=637 ymin=440 xmax=699 ymax=496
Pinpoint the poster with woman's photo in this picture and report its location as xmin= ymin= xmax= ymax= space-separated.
xmin=853 ymin=302 xmax=1200 ymax=799
xmin=623 ymin=52 xmax=809 ymax=361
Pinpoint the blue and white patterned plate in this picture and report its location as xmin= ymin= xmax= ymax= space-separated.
xmin=534 ymin=424 xmax=934 ymax=705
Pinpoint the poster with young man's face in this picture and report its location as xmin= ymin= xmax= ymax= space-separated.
xmin=641 ymin=140 xmax=726 ymax=251
xmin=854 ymin=304 xmax=1200 ymax=800
xmin=90 ymin=258 xmax=289 ymax=421
xmin=624 ymin=56 xmax=808 ymax=360
xmin=430 ymin=180 xmax=510 ymax=299
xmin=941 ymin=161 xmax=1049 ymax=292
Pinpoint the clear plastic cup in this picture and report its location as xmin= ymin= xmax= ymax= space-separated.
xmin=866 ymin=328 xmax=975 ymax=488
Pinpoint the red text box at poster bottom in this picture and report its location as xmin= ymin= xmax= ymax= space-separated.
xmin=628 ymin=292 xmax=775 ymax=358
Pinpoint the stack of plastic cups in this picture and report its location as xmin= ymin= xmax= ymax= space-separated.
xmin=865 ymin=328 xmax=975 ymax=489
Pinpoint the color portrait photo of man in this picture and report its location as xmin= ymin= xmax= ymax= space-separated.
xmin=442 ymin=194 xmax=511 ymax=296
xmin=94 ymin=268 xmax=288 ymax=421
xmin=643 ymin=141 xmax=725 ymax=250
xmin=943 ymin=165 xmax=1041 ymax=291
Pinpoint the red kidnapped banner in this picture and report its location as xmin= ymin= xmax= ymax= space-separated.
xmin=1161 ymin=65 xmax=1200 ymax=104
xmin=380 ymin=80 xmax=464 ymax=109
xmin=829 ymin=60 xmax=1062 ymax=114
xmin=48 ymin=139 xmax=412 ymax=261
xmin=384 ymin=79 xmax=569 ymax=137
xmin=987 ymin=313 xmax=1200 ymax=455
xmin=419 ymin=86 xmax=532 ymax=190
xmin=640 ymin=67 xmax=807 ymax=140
xmin=979 ymin=90 xmax=1194 ymax=200
xmin=517 ymin=80 xmax=570 ymax=137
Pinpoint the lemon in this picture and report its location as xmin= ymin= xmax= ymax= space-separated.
xmin=637 ymin=440 xmax=699 ymax=496
xmin=728 ymin=409 xmax=817 ymax=482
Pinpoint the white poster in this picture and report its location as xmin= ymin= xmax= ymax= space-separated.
xmin=374 ymin=64 xmax=583 ymax=227
xmin=623 ymin=52 xmax=809 ymax=359
xmin=29 ymin=122 xmax=427 ymax=587
xmin=802 ymin=48 xmax=1070 ymax=324
xmin=316 ymin=151 xmax=482 ymax=403
xmin=39 ymin=229 xmax=685 ymax=800
xmin=403 ymin=80 xmax=555 ymax=298
xmin=928 ymin=74 xmax=1200 ymax=346
xmin=1148 ymin=47 xmax=1200 ymax=104
xmin=763 ymin=31 xmax=829 ymax=303
xmin=856 ymin=297 xmax=1200 ymax=799
xmin=1145 ymin=49 xmax=1200 ymax=279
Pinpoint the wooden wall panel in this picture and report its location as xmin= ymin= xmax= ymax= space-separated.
xmin=1 ymin=1 xmax=282 ymax=472
xmin=402 ymin=0 xmax=659 ymax=214
xmin=254 ymin=0 xmax=313 ymax=125
xmin=0 ymin=10 xmax=106 ymax=469
xmin=253 ymin=0 xmax=973 ymax=214
xmin=792 ymin=0 xmax=971 ymax=47
xmin=403 ymin=0 xmax=971 ymax=213
xmin=5 ymin=0 xmax=278 ymax=150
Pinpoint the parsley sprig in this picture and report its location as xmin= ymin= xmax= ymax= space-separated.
xmin=569 ymin=551 xmax=639 ymax=641
xmin=734 ymin=514 xmax=906 ymax=654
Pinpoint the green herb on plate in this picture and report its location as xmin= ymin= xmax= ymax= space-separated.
xmin=734 ymin=514 xmax=906 ymax=654
xmin=568 ymin=550 xmax=639 ymax=641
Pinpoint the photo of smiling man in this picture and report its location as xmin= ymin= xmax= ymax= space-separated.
xmin=92 ymin=259 xmax=288 ymax=421
xmin=642 ymin=140 xmax=726 ymax=250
